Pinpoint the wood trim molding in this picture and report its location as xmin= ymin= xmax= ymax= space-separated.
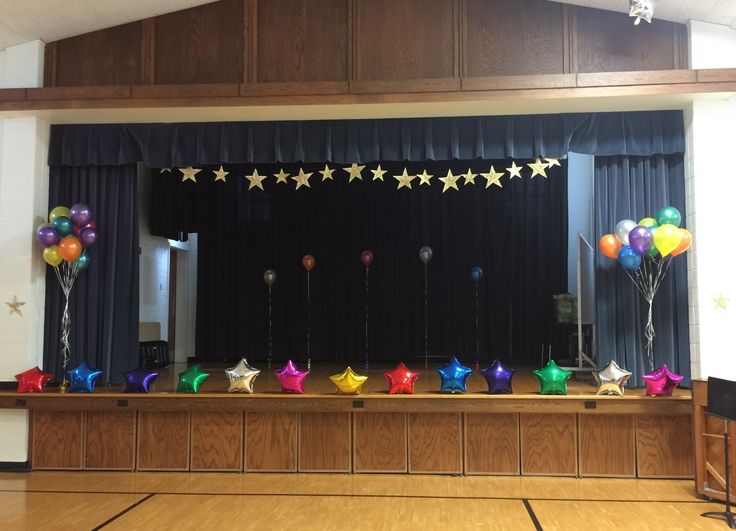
xmin=576 ymin=69 xmax=697 ymax=87
xmin=25 ymin=85 xmax=132 ymax=100
xmin=462 ymin=74 xmax=576 ymax=91
xmin=0 ymin=89 xmax=27 ymax=102
xmin=697 ymin=68 xmax=736 ymax=83
xmin=350 ymin=77 xmax=461 ymax=94
xmin=241 ymin=81 xmax=349 ymax=96
xmin=132 ymin=83 xmax=240 ymax=98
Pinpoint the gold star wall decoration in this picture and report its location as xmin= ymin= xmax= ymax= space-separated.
xmin=6 ymin=295 xmax=25 ymax=317
xmin=245 ymin=169 xmax=267 ymax=191
xmin=160 ymin=168 xmax=171 ymax=173
xmin=394 ymin=168 xmax=416 ymax=190
xmin=344 ymin=163 xmax=365 ymax=182
xmin=213 ymin=166 xmax=229 ymax=183
xmin=461 ymin=169 xmax=477 ymax=186
xmin=180 ymin=166 xmax=201 ymax=183
xmin=417 ymin=169 xmax=433 ymax=186
xmin=507 ymin=161 xmax=523 ymax=179
xmin=545 ymin=157 xmax=561 ymax=167
xmin=528 ymin=157 xmax=549 ymax=178
xmin=274 ymin=168 xmax=290 ymax=184
xmin=439 ymin=169 xmax=460 ymax=193
xmin=371 ymin=165 xmax=387 ymax=181
xmin=481 ymin=166 xmax=504 ymax=188
xmin=715 ymin=293 xmax=730 ymax=310
xmin=319 ymin=164 xmax=335 ymax=181
xmin=292 ymin=168 xmax=313 ymax=190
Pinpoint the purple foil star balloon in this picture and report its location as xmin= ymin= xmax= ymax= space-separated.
xmin=481 ymin=359 xmax=516 ymax=394
xmin=275 ymin=360 xmax=309 ymax=393
xmin=643 ymin=364 xmax=684 ymax=396
xmin=123 ymin=367 xmax=160 ymax=393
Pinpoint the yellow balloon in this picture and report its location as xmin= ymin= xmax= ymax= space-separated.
xmin=329 ymin=366 xmax=368 ymax=394
xmin=43 ymin=245 xmax=63 ymax=267
xmin=49 ymin=206 xmax=70 ymax=223
xmin=653 ymin=223 xmax=682 ymax=257
xmin=639 ymin=217 xmax=657 ymax=228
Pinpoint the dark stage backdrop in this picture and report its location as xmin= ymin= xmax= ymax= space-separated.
xmin=150 ymin=160 xmax=568 ymax=365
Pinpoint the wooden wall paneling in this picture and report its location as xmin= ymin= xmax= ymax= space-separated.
xmin=155 ymin=0 xmax=244 ymax=84
xmin=244 ymin=0 xmax=257 ymax=83
xmin=408 ymin=412 xmax=462 ymax=474
xmin=43 ymin=42 xmax=57 ymax=87
xmin=245 ymin=411 xmax=298 ymax=471
xmin=53 ymin=22 xmax=143 ymax=86
xmin=353 ymin=412 xmax=407 ymax=473
xmin=520 ymin=413 xmax=577 ymax=476
xmin=465 ymin=413 xmax=519 ymax=475
xmin=140 ymin=19 xmax=156 ymax=85
xmin=32 ymin=410 xmax=83 ymax=469
xmin=578 ymin=414 xmax=635 ymax=477
xmin=355 ymin=0 xmax=456 ymax=81
xmin=636 ymin=415 xmax=694 ymax=478
xmin=84 ymin=410 xmax=136 ymax=470
xmin=136 ymin=411 xmax=190 ymax=470
xmin=463 ymin=0 xmax=565 ymax=77
xmin=190 ymin=411 xmax=243 ymax=471
xmin=299 ymin=412 xmax=352 ymax=472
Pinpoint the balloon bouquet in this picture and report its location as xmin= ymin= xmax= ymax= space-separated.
xmin=598 ymin=206 xmax=690 ymax=370
xmin=36 ymin=204 xmax=98 ymax=392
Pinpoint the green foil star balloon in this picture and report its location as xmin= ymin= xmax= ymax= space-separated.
xmin=533 ymin=359 xmax=572 ymax=395
xmin=176 ymin=363 xmax=209 ymax=393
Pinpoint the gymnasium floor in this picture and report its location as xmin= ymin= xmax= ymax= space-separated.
xmin=0 ymin=472 xmax=725 ymax=530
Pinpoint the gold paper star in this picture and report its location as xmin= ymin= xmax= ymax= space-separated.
xmin=180 ymin=166 xmax=201 ymax=183
xmin=245 ymin=169 xmax=267 ymax=190
xmin=527 ymin=157 xmax=549 ymax=179
xmin=329 ymin=366 xmax=368 ymax=394
xmin=274 ymin=168 xmax=290 ymax=184
xmin=417 ymin=169 xmax=433 ymax=186
xmin=319 ymin=164 xmax=335 ymax=181
xmin=439 ymin=169 xmax=460 ymax=193
xmin=507 ymin=161 xmax=523 ymax=179
xmin=5 ymin=295 xmax=24 ymax=317
xmin=160 ymin=168 xmax=171 ymax=173
xmin=545 ymin=157 xmax=561 ymax=167
xmin=292 ymin=168 xmax=313 ymax=190
xmin=715 ymin=293 xmax=730 ymax=310
xmin=371 ymin=165 xmax=387 ymax=181
xmin=344 ymin=163 xmax=366 ymax=183
xmin=461 ymin=169 xmax=477 ymax=186
xmin=213 ymin=165 xmax=229 ymax=183
xmin=480 ymin=166 xmax=504 ymax=189
xmin=394 ymin=168 xmax=416 ymax=190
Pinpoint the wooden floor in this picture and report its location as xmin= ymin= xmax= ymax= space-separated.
xmin=0 ymin=472 xmax=724 ymax=530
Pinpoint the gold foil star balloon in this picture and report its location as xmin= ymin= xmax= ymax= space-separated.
xmin=594 ymin=360 xmax=632 ymax=396
xmin=329 ymin=366 xmax=368 ymax=394
xmin=225 ymin=358 xmax=261 ymax=393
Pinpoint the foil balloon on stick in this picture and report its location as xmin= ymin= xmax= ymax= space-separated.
xmin=418 ymin=246 xmax=433 ymax=370
xmin=123 ymin=367 xmax=160 ymax=393
xmin=275 ymin=360 xmax=309 ymax=394
xmin=385 ymin=363 xmax=420 ymax=394
xmin=643 ymin=364 xmax=684 ymax=396
xmin=301 ymin=255 xmax=315 ymax=370
xmin=436 ymin=357 xmax=473 ymax=393
xmin=67 ymin=361 xmax=103 ymax=393
xmin=593 ymin=360 xmax=631 ymax=396
xmin=482 ymin=359 xmax=515 ymax=394
xmin=176 ymin=364 xmax=209 ymax=393
xmin=15 ymin=367 xmax=53 ymax=393
xmin=263 ymin=270 xmax=277 ymax=368
xmin=330 ymin=366 xmax=368 ymax=394
xmin=361 ymin=250 xmax=374 ymax=370
xmin=225 ymin=358 xmax=261 ymax=393
xmin=533 ymin=359 xmax=572 ymax=395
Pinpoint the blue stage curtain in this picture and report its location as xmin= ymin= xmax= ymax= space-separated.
xmin=594 ymin=154 xmax=690 ymax=387
xmin=42 ymin=165 xmax=140 ymax=384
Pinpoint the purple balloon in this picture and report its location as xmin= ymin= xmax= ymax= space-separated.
xmin=36 ymin=223 xmax=60 ymax=248
xmin=79 ymin=227 xmax=97 ymax=247
xmin=481 ymin=359 xmax=516 ymax=394
xmin=628 ymin=225 xmax=653 ymax=255
xmin=123 ymin=367 xmax=160 ymax=393
xmin=70 ymin=203 xmax=93 ymax=228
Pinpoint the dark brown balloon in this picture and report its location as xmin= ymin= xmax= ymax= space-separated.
xmin=301 ymin=254 xmax=315 ymax=272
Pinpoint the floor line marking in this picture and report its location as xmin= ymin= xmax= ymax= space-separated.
xmin=92 ymin=493 xmax=155 ymax=530
xmin=523 ymin=499 xmax=543 ymax=531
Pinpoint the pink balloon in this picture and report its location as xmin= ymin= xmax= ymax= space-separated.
xmin=360 ymin=250 xmax=374 ymax=267
xmin=274 ymin=360 xmax=309 ymax=393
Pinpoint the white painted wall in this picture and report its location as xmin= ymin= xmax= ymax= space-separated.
xmin=0 ymin=40 xmax=44 ymax=89
xmin=566 ymin=152 xmax=595 ymax=295
xmin=170 ymin=234 xmax=198 ymax=362
xmin=689 ymin=20 xmax=736 ymax=69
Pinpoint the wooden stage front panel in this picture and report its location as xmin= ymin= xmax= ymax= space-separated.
xmin=353 ymin=412 xmax=408 ymax=473
xmin=299 ymin=412 xmax=352 ymax=472
xmin=578 ymin=414 xmax=636 ymax=477
xmin=190 ymin=411 xmax=242 ymax=471
xmin=31 ymin=410 xmax=83 ymax=470
xmin=136 ymin=411 xmax=190 ymax=471
xmin=245 ymin=411 xmax=298 ymax=472
xmin=408 ymin=412 xmax=463 ymax=474
xmin=84 ymin=410 xmax=136 ymax=470
xmin=521 ymin=413 xmax=578 ymax=476
xmin=465 ymin=413 xmax=519 ymax=475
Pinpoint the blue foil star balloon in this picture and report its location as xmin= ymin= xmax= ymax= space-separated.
xmin=481 ymin=359 xmax=515 ymax=394
xmin=436 ymin=356 xmax=473 ymax=393
xmin=123 ymin=367 xmax=160 ymax=393
xmin=68 ymin=361 xmax=103 ymax=393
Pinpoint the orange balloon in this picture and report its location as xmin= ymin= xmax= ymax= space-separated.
xmin=598 ymin=234 xmax=622 ymax=259
xmin=671 ymin=228 xmax=692 ymax=256
xmin=301 ymin=254 xmax=315 ymax=272
xmin=58 ymin=236 xmax=82 ymax=263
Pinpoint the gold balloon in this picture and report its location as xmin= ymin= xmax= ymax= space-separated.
xmin=653 ymin=223 xmax=682 ymax=257
xmin=49 ymin=206 xmax=70 ymax=223
xmin=638 ymin=217 xmax=657 ymax=228
xmin=329 ymin=366 xmax=368 ymax=394
xmin=43 ymin=245 xmax=63 ymax=267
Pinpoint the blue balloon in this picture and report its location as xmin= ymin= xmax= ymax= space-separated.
xmin=618 ymin=246 xmax=641 ymax=271
xmin=67 ymin=360 xmax=103 ymax=393
xmin=470 ymin=266 xmax=484 ymax=283
xmin=436 ymin=356 xmax=473 ymax=393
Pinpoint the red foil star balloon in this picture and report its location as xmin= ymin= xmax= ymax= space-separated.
xmin=643 ymin=364 xmax=684 ymax=396
xmin=15 ymin=366 xmax=53 ymax=393
xmin=275 ymin=360 xmax=309 ymax=393
xmin=384 ymin=362 xmax=420 ymax=394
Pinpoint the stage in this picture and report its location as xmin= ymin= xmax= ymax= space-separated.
xmin=1 ymin=363 xmax=694 ymax=479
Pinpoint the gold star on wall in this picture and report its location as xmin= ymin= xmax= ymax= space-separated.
xmin=213 ymin=166 xmax=229 ymax=183
xmin=461 ymin=169 xmax=477 ymax=186
xmin=371 ymin=165 xmax=387 ymax=181
xmin=715 ymin=293 xmax=730 ymax=310
xmin=160 ymin=168 xmax=172 ymax=173
xmin=344 ymin=163 xmax=365 ymax=183
xmin=528 ymin=157 xmax=549 ymax=178
xmin=417 ymin=170 xmax=433 ymax=186
xmin=439 ymin=169 xmax=460 ymax=193
xmin=545 ymin=157 xmax=561 ymax=167
xmin=507 ymin=161 xmax=523 ymax=179
xmin=5 ymin=295 xmax=25 ymax=317
xmin=180 ymin=166 xmax=201 ymax=183
xmin=274 ymin=168 xmax=290 ymax=184
xmin=292 ymin=168 xmax=313 ymax=190
xmin=245 ymin=169 xmax=267 ymax=190
xmin=319 ymin=164 xmax=336 ymax=181
xmin=394 ymin=168 xmax=416 ymax=190
xmin=481 ymin=166 xmax=504 ymax=188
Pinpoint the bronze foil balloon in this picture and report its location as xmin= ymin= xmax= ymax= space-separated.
xmin=302 ymin=254 xmax=315 ymax=272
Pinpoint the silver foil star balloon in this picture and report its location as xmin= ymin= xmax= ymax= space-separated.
xmin=629 ymin=0 xmax=653 ymax=25
xmin=594 ymin=360 xmax=632 ymax=396
xmin=225 ymin=358 xmax=261 ymax=393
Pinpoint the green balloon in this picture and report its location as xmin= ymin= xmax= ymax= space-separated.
xmin=74 ymin=252 xmax=90 ymax=271
xmin=533 ymin=359 xmax=572 ymax=395
xmin=52 ymin=216 xmax=73 ymax=237
xmin=655 ymin=206 xmax=681 ymax=228
xmin=176 ymin=363 xmax=209 ymax=393
xmin=639 ymin=217 xmax=657 ymax=228
xmin=646 ymin=227 xmax=659 ymax=257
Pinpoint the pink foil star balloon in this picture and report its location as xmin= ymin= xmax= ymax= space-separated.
xmin=275 ymin=360 xmax=309 ymax=393
xmin=643 ymin=364 xmax=684 ymax=396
